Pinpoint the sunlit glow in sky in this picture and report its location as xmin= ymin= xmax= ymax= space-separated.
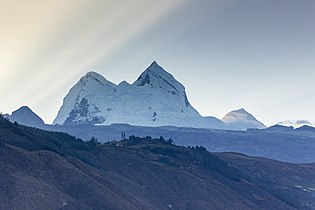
xmin=1 ymin=0 xmax=315 ymax=126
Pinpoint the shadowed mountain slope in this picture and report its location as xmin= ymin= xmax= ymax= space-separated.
xmin=5 ymin=106 xmax=45 ymax=128
xmin=0 ymin=115 xmax=314 ymax=209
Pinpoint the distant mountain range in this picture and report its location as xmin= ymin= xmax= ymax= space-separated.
xmin=51 ymin=61 xmax=264 ymax=130
xmin=4 ymin=105 xmax=315 ymax=163
xmin=3 ymin=62 xmax=313 ymax=132
xmin=4 ymin=62 xmax=314 ymax=132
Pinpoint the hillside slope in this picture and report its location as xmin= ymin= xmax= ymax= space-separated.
xmin=0 ymin=116 xmax=314 ymax=209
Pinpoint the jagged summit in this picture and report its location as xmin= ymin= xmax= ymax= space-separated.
xmin=149 ymin=60 xmax=159 ymax=68
xmin=53 ymin=62 xmax=226 ymax=128
xmin=145 ymin=61 xmax=169 ymax=76
xmin=222 ymin=108 xmax=266 ymax=130
xmin=133 ymin=61 xmax=184 ymax=93
xmin=145 ymin=61 xmax=164 ymax=73
xmin=79 ymin=71 xmax=116 ymax=88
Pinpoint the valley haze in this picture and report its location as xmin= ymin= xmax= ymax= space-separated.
xmin=3 ymin=61 xmax=315 ymax=164
xmin=4 ymin=97 xmax=315 ymax=164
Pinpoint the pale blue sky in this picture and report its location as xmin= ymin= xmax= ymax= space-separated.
xmin=1 ymin=0 xmax=314 ymax=126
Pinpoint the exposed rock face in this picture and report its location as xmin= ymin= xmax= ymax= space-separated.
xmin=53 ymin=71 xmax=116 ymax=126
xmin=64 ymin=98 xmax=105 ymax=125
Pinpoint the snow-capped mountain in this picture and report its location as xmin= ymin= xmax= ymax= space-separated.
xmin=53 ymin=70 xmax=116 ymax=126
xmin=53 ymin=61 xmax=226 ymax=129
xmin=221 ymin=108 xmax=266 ymax=130
xmin=6 ymin=106 xmax=45 ymax=128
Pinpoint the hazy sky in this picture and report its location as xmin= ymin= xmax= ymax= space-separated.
xmin=1 ymin=0 xmax=314 ymax=126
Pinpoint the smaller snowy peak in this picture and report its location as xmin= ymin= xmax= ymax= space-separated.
xmin=222 ymin=108 xmax=257 ymax=122
xmin=222 ymin=108 xmax=266 ymax=130
xmin=7 ymin=106 xmax=45 ymax=128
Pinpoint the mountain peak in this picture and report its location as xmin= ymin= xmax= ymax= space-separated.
xmin=8 ymin=106 xmax=45 ymax=127
xmin=53 ymin=71 xmax=116 ymax=125
xmin=233 ymin=108 xmax=250 ymax=115
xmin=82 ymin=71 xmax=104 ymax=81
xmin=222 ymin=108 xmax=266 ymax=130
xmin=145 ymin=61 xmax=168 ymax=76
xmin=85 ymin=71 xmax=101 ymax=77
xmin=12 ymin=106 xmax=41 ymax=118
xmin=150 ymin=60 xmax=159 ymax=66
xmin=148 ymin=61 xmax=163 ymax=70
xmin=14 ymin=106 xmax=33 ymax=113
xmin=79 ymin=71 xmax=114 ymax=87
xmin=133 ymin=61 xmax=184 ymax=92
xmin=223 ymin=108 xmax=256 ymax=121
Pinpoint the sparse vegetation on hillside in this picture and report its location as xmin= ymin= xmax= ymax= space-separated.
xmin=0 ymin=115 xmax=246 ymax=182
xmin=0 ymin=114 xmax=100 ymax=165
xmin=1 ymin=114 xmax=314 ymax=209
